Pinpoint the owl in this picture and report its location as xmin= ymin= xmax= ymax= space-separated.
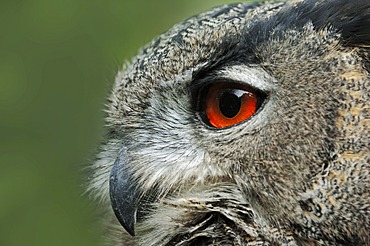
xmin=89 ymin=0 xmax=370 ymax=245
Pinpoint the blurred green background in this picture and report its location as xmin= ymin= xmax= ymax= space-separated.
xmin=0 ymin=0 xmax=243 ymax=245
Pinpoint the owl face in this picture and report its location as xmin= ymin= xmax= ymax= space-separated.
xmin=91 ymin=0 xmax=370 ymax=245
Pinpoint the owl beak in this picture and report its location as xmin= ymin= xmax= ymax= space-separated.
xmin=109 ymin=148 xmax=139 ymax=236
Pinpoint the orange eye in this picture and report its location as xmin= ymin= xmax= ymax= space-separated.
xmin=202 ymin=83 xmax=260 ymax=128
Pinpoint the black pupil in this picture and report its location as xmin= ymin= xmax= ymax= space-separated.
xmin=219 ymin=89 xmax=242 ymax=118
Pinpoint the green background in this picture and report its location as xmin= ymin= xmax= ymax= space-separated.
xmin=0 ymin=1 xmax=243 ymax=245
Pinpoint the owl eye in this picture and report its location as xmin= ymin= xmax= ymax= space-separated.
xmin=199 ymin=82 xmax=264 ymax=128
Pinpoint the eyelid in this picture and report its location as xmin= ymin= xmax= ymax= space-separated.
xmin=191 ymin=65 xmax=274 ymax=109
xmin=191 ymin=65 xmax=275 ymax=95
xmin=216 ymin=65 xmax=275 ymax=93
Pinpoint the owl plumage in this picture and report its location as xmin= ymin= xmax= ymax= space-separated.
xmin=89 ymin=0 xmax=370 ymax=245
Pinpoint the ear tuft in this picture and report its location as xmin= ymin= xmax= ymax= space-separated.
xmin=312 ymin=0 xmax=370 ymax=47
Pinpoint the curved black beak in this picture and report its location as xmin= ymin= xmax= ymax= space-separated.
xmin=109 ymin=148 xmax=139 ymax=236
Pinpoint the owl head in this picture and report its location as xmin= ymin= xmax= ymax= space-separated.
xmin=90 ymin=0 xmax=370 ymax=245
